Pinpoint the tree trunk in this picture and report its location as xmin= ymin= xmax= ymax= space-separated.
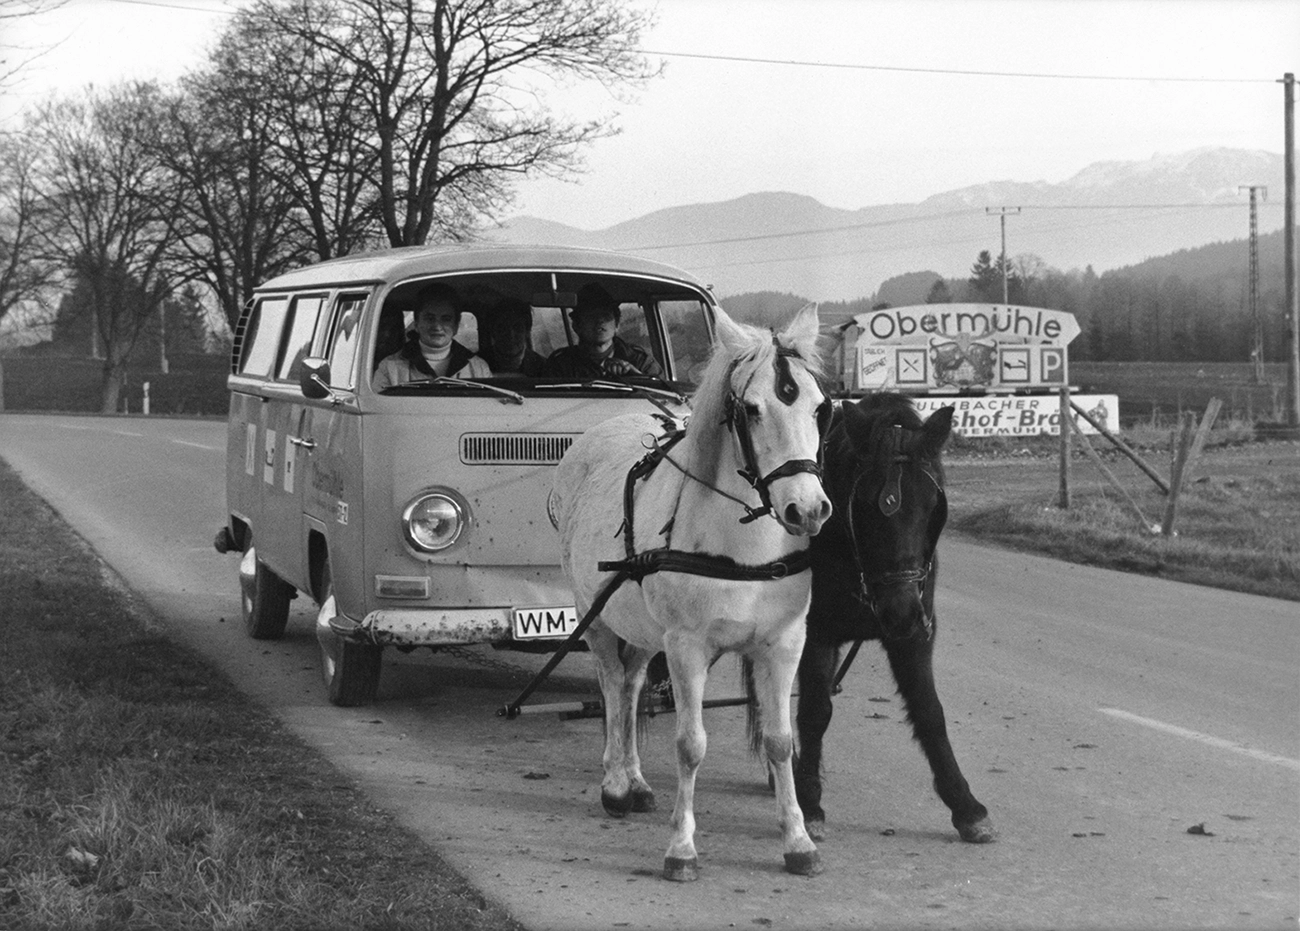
xmin=99 ymin=364 xmax=125 ymax=415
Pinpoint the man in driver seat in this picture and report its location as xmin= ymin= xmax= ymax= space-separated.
xmin=542 ymin=282 xmax=663 ymax=380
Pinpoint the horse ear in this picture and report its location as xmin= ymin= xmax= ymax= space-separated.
xmin=841 ymin=398 xmax=873 ymax=447
xmin=780 ymin=302 xmax=822 ymax=359
xmin=712 ymin=304 xmax=750 ymax=354
xmin=921 ymin=405 xmax=955 ymax=454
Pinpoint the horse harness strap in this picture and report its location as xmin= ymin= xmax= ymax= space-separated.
xmin=500 ymin=426 xmax=811 ymax=719
xmin=603 ymin=427 xmax=812 ymax=582
xmin=723 ymin=346 xmax=830 ymax=525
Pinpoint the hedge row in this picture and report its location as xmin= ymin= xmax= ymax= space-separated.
xmin=0 ymin=355 xmax=231 ymax=416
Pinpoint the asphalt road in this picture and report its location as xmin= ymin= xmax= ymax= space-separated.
xmin=1 ymin=412 xmax=1296 ymax=930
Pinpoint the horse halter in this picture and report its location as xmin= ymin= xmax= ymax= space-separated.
xmin=844 ymin=423 xmax=946 ymax=640
xmin=722 ymin=340 xmax=832 ymax=524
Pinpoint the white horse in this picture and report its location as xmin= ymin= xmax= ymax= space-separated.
xmin=551 ymin=304 xmax=833 ymax=881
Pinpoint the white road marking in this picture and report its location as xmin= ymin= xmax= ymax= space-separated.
xmin=113 ymin=430 xmax=144 ymax=437
xmin=171 ymin=440 xmax=218 ymax=451
xmin=1100 ymin=707 xmax=1300 ymax=772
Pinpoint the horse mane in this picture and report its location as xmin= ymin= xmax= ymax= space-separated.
xmin=685 ymin=313 xmax=823 ymax=474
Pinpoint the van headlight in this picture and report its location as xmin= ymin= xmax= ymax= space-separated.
xmin=402 ymin=492 xmax=466 ymax=551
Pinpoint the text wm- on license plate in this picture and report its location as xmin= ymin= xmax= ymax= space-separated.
xmin=512 ymin=605 xmax=579 ymax=640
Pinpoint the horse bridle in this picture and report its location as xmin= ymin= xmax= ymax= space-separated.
xmin=843 ymin=424 xmax=946 ymax=639
xmin=722 ymin=342 xmax=833 ymax=524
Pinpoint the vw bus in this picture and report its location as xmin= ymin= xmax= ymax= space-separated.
xmin=214 ymin=244 xmax=716 ymax=706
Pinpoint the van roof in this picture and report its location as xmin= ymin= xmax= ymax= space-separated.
xmin=255 ymin=243 xmax=712 ymax=293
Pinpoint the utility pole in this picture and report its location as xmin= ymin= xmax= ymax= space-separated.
xmin=1239 ymin=185 xmax=1267 ymax=384
xmin=1283 ymin=73 xmax=1298 ymax=428
xmin=986 ymin=207 xmax=1021 ymax=303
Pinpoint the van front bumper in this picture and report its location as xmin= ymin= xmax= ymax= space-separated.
xmin=333 ymin=607 xmax=516 ymax=646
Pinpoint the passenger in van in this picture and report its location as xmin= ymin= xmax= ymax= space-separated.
xmin=372 ymin=283 xmax=491 ymax=390
xmin=542 ymin=282 xmax=663 ymax=380
xmin=483 ymin=298 xmax=545 ymax=377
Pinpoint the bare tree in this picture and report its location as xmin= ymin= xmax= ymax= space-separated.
xmin=0 ymin=132 xmax=55 ymax=326
xmin=27 ymin=83 xmax=183 ymax=412
xmin=153 ymin=69 xmax=314 ymax=332
xmin=0 ymin=0 xmax=68 ymax=88
xmin=235 ymin=0 xmax=659 ymax=251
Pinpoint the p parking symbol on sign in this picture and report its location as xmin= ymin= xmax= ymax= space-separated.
xmin=1040 ymin=348 xmax=1066 ymax=383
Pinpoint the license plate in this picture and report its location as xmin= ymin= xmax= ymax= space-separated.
xmin=512 ymin=605 xmax=580 ymax=640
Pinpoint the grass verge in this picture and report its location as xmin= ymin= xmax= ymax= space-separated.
xmin=0 ymin=460 xmax=525 ymax=931
xmin=943 ymin=427 xmax=1299 ymax=602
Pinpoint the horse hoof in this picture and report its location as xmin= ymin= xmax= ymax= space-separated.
xmin=601 ymin=788 xmax=634 ymax=818
xmin=783 ymin=849 xmax=822 ymax=876
xmin=957 ymin=816 xmax=996 ymax=844
xmin=630 ymin=787 xmax=657 ymax=813
xmin=663 ymin=856 xmax=700 ymax=882
xmin=805 ymin=818 xmax=826 ymax=842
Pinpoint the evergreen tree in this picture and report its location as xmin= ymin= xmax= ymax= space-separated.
xmin=967 ymin=251 xmax=1000 ymax=302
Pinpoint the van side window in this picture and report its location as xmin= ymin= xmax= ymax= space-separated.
xmin=325 ymin=294 xmax=368 ymax=389
xmin=278 ymin=295 xmax=326 ymax=382
xmin=238 ymin=296 xmax=290 ymax=377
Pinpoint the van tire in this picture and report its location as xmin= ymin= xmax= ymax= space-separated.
xmin=240 ymin=544 xmax=293 ymax=640
xmin=315 ymin=561 xmax=382 ymax=707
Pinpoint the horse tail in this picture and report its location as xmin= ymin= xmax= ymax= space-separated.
xmin=742 ymin=657 xmax=764 ymax=758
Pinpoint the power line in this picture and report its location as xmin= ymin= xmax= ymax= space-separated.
xmin=643 ymin=49 xmax=1279 ymax=84
xmin=100 ymin=0 xmax=238 ymax=13
xmin=659 ymin=204 xmax=1266 ymax=273
xmin=625 ymin=202 xmax=1268 ymax=254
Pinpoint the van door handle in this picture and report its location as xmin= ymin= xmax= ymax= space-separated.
xmin=288 ymin=436 xmax=317 ymax=450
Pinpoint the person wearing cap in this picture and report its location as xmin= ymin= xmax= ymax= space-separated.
xmin=373 ymin=282 xmax=491 ymax=389
xmin=542 ymin=283 xmax=664 ymax=380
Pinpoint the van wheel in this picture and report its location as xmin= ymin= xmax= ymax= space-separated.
xmin=239 ymin=544 xmax=292 ymax=640
xmin=315 ymin=562 xmax=382 ymax=707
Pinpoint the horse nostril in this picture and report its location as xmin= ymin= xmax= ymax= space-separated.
xmin=817 ymin=499 xmax=831 ymax=521
xmin=784 ymin=502 xmax=804 ymax=527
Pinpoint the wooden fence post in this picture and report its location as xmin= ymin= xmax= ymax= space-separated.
xmin=1161 ymin=415 xmax=1198 ymax=537
xmin=1181 ymin=397 xmax=1223 ymax=485
xmin=1058 ymin=386 xmax=1071 ymax=509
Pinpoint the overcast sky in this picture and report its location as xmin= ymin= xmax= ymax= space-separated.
xmin=4 ymin=0 xmax=1298 ymax=230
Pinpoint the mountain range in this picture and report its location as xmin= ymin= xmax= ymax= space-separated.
xmin=485 ymin=148 xmax=1287 ymax=303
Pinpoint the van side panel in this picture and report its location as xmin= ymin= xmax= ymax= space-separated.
xmin=302 ymin=398 xmax=366 ymax=617
xmin=226 ymin=387 xmax=262 ymax=547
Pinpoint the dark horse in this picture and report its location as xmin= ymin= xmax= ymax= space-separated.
xmin=753 ymin=392 xmax=994 ymax=845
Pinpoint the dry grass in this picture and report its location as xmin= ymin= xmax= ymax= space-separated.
xmin=944 ymin=427 xmax=1300 ymax=602
xmin=0 ymin=460 xmax=523 ymax=931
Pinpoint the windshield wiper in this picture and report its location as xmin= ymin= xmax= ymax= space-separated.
xmin=391 ymin=376 xmax=524 ymax=405
xmin=540 ymin=379 xmax=688 ymax=405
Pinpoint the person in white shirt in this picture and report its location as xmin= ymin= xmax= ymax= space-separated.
xmin=372 ymin=283 xmax=491 ymax=390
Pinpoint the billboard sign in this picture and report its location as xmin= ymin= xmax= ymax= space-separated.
xmin=838 ymin=304 xmax=1081 ymax=394
xmin=910 ymin=393 xmax=1120 ymax=438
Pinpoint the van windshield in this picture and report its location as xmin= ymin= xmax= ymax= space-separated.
xmin=369 ymin=272 xmax=712 ymax=396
